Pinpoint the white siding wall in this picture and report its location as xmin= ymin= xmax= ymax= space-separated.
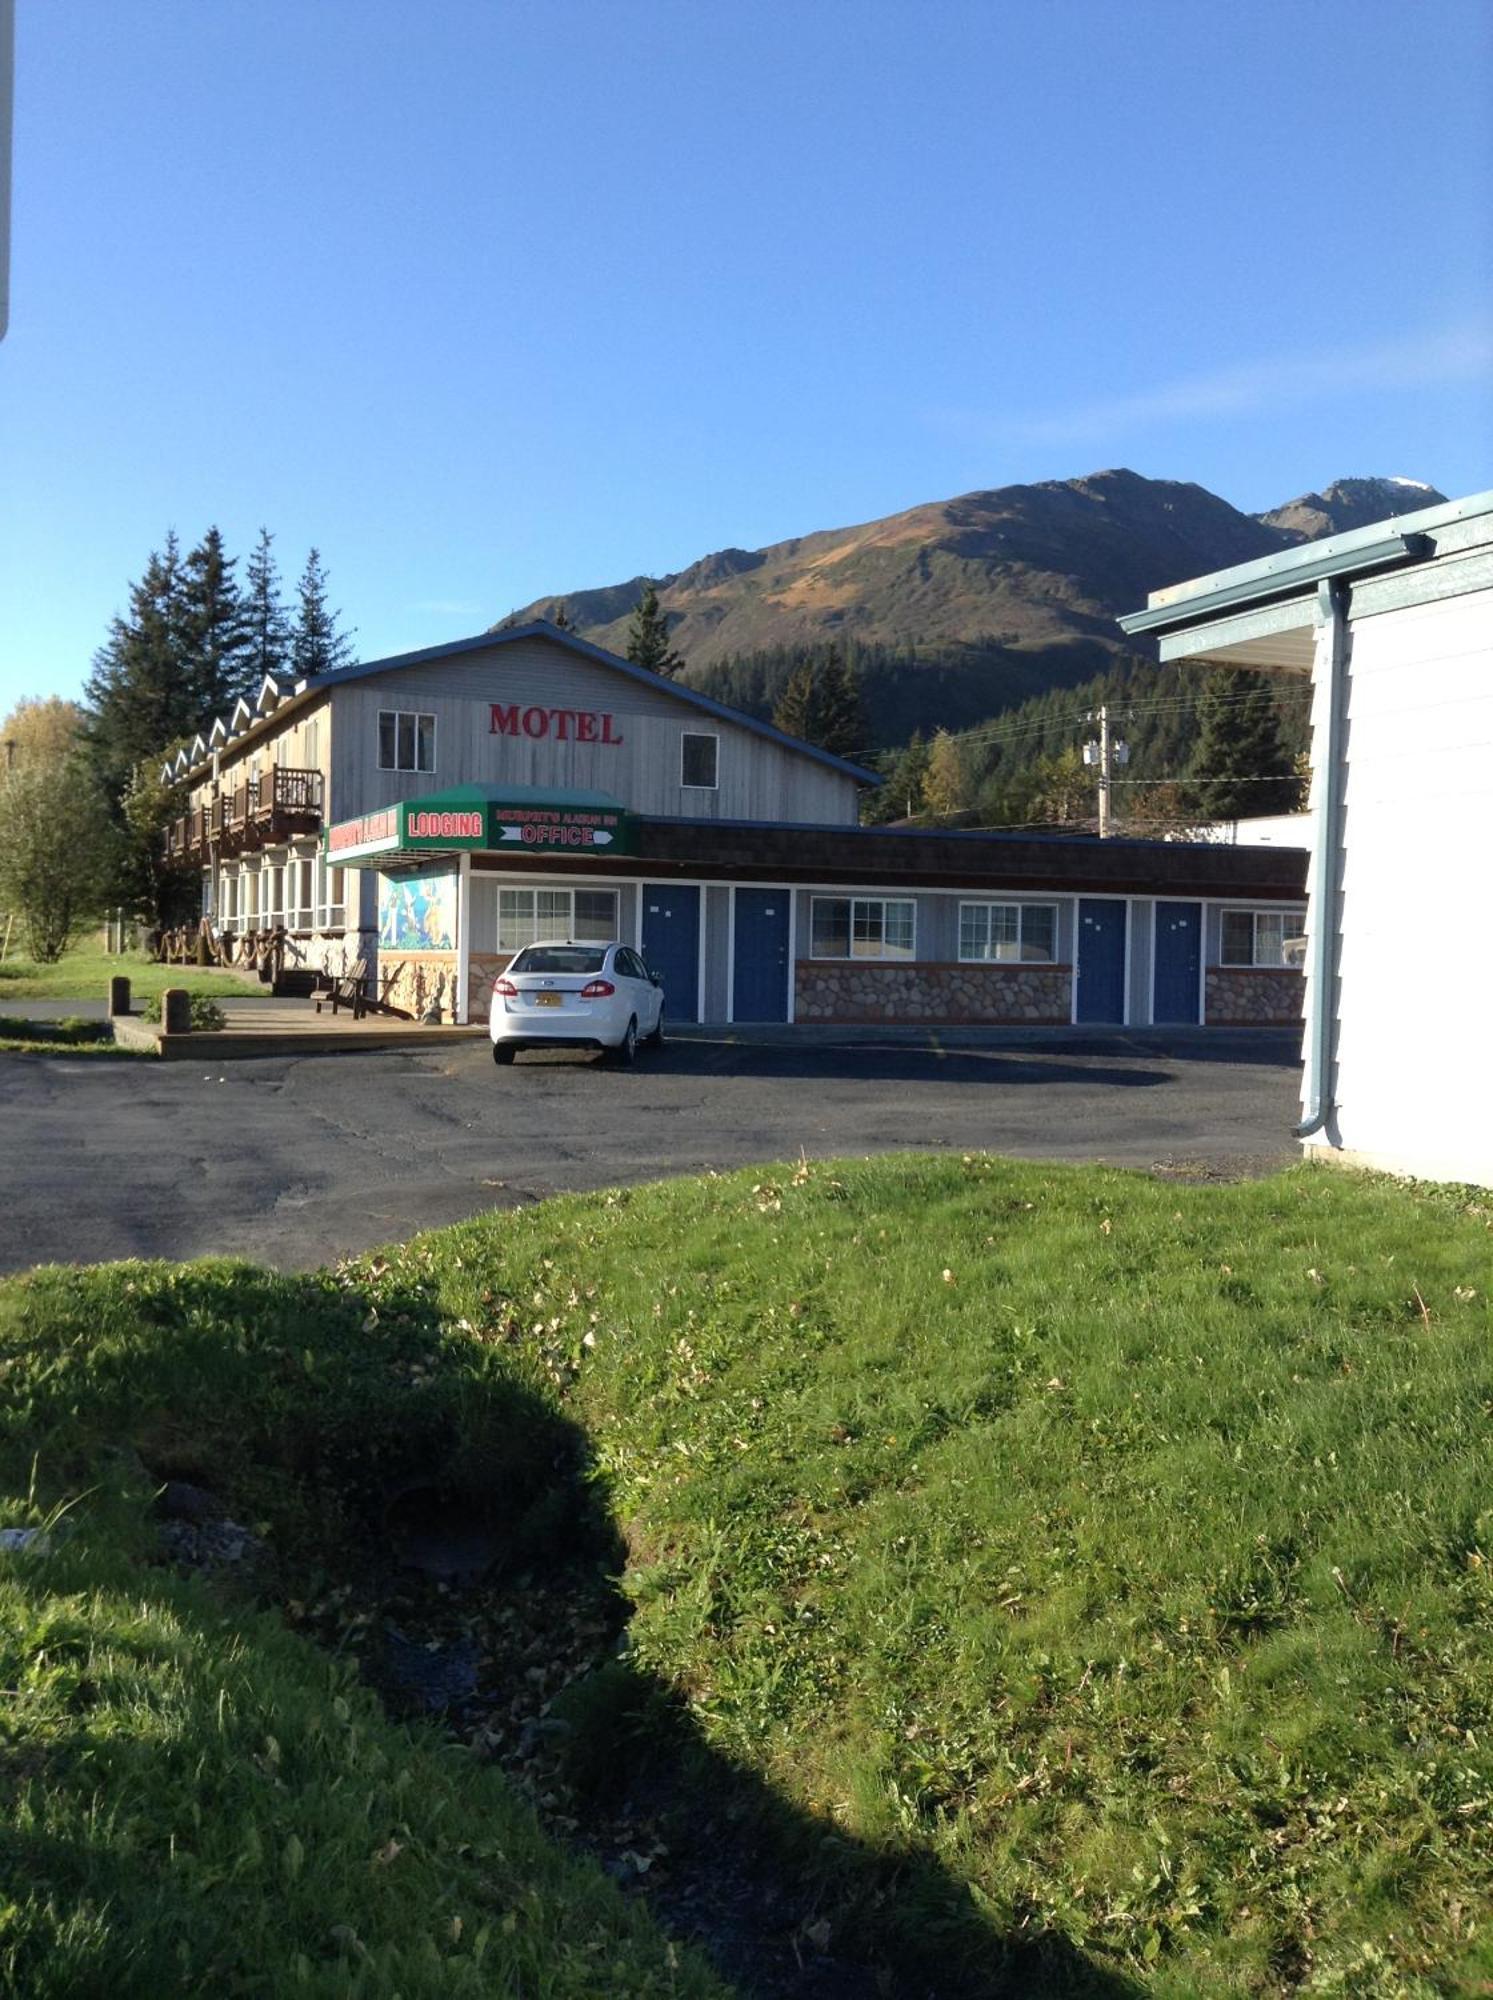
xmin=1306 ymin=588 xmax=1493 ymax=1183
xmin=328 ymin=639 xmax=862 ymax=826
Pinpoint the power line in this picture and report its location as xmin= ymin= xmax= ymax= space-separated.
xmin=849 ymin=680 xmax=1309 ymax=765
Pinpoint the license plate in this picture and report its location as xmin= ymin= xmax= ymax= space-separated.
xmin=534 ymin=992 xmax=562 ymax=1007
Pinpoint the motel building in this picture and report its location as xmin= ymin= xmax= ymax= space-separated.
xmin=163 ymin=622 xmax=1307 ymax=1030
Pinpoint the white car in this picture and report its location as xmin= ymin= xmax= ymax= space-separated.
xmin=489 ymin=940 xmax=665 ymax=1066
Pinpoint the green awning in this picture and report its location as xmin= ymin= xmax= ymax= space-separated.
xmin=324 ymin=785 xmax=637 ymax=867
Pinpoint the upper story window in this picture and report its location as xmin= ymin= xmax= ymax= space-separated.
xmin=681 ymin=731 xmax=718 ymax=789
xmin=810 ymin=896 xmax=915 ymax=961
xmin=959 ymin=901 xmax=1057 ymax=964
xmin=1221 ymin=908 xmax=1294 ymax=968
xmin=379 ymin=710 xmax=435 ymax=773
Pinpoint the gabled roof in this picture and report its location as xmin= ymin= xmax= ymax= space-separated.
xmin=175 ymin=620 xmax=881 ymax=787
xmin=311 ymin=621 xmax=880 ymax=785
xmin=255 ymin=675 xmax=284 ymax=713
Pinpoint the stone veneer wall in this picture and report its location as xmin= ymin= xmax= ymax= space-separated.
xmin=467 ymin=951 xmax=516 ymax=1024
xmin=795 ymin=960 xmax=1072 ymax=1025
xmin=1205 ymin=966 xmax=1304 ymax=1026
xmin=378 ymin=950 xmax=460 ymax=1022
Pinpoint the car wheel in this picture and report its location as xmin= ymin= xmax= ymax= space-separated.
xmin=645 ymin=1005 xmax=664 ymax=1046
xmin=613 ymin=1016 xmax=638 ymax=1066
xmin=492 ymin=1043 xmax=516 ymax=1066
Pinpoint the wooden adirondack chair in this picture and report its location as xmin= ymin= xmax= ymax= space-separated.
xmin=320 ymin=953 xmax=370 ymax=1017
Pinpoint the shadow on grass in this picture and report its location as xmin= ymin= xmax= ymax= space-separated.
xmin=4 ymin=1260 xmax=1137 ymax=2000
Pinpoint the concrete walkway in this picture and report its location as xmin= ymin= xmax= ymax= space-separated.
xmin=118 ymin=995 xmax=486 ymax=1059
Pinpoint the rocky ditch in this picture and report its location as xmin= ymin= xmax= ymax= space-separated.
xmin=130 ymin=1439 xmax=1029 ymax=1997
xmin=273 ymin=1477 xmax=971 ymax=1999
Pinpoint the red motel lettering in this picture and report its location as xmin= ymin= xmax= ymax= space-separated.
xmin=490 ymin=703 xmax=623 ymax=746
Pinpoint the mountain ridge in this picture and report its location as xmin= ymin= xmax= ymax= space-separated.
xmin=497 ymin=469 xmax=1445 ymax=741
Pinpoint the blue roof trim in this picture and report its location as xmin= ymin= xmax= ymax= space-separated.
xmin=309 ymin=621 xmax=882 ymax=786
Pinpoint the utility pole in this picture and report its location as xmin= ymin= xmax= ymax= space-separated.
xmin=1082 ymin=705 xmax=1129 ymax=838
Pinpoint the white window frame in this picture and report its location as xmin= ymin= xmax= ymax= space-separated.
xmin=290 ymin=855 xmax=316 ymax=931
xmin=317 ymin=856 xmax=347 ymax=930
xmin=496 ymin=886 xmax=620 ymax=952
xmin=377 ymin=709 xmax=437 ymax=774
xmin=958 ymin=900 xmax=1058 ymax=965
xmin=809 ymin=895 xmax=916 ymax=962
xmin=1220 ymin=908 xmax=1291 ymax=968
xmin=681 ymin=731 xmax=719 ymax=790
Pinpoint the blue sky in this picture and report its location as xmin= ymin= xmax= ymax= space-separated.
xmin=3 ymin=0 xmax=1490 ymax=712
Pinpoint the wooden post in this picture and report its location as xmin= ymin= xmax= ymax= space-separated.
xmin=162 ymin=988 xmax=192 ymax=1036
xmin=108 ymin=975 xmax=131 ymax=1018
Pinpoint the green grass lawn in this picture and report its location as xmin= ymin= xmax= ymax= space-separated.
xmin=0 ymin=938 xmax=268 ymax=1004
xmin=0 ymin=1015 xmax=125 ymax=1055
xmin=3 ymin=1158 xmax=1491 ymax=1994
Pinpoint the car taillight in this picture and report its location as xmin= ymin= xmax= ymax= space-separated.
xmin=580 ymin=979 xmax=615 ymax=998
xmin=494 ymin=978 xmax=517 ymax=997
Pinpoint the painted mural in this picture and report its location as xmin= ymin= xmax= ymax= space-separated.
xmin=378 ymin=867 xmax=457 ymax=952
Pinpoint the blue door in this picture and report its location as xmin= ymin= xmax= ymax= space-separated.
xmin=732 ymin=888 xmax=791 ymax=1023
xmin=642 ymin=885 xmax=701 ymax=1024
xmin=1153 ymin=900 xmax=1202 ymax=1025
xmin=1076 ymin=899 xmax=1126 ymax=1024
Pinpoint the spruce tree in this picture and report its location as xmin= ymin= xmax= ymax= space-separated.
xmin=244 ymin=527 xmax=292 ymax=688
xmin=82 ymin=533 xmax=198 ymax=808
xmin=1185 ymin=668 xmax=1302 ymax=820
xmin=816 ymin=649 xmax=867 ymax=760
xmin=862 ymin=732 xmax=931 ymax=823
xmin=624 ymin=582 xmax=684 ymax=679
xmin=291 ymin=548 xmax=356 ymax=679
xmin=772 ymin=660 xmax=822 ymax=742
xmin=181 ymin=526 xmax=254 ymax=715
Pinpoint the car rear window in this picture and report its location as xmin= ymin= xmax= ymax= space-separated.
xmin=509 ymin=946 xmax=608 ymax=975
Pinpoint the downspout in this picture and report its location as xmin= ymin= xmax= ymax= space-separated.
xmin=1294 ymin=576 xmax=1348 ymax=1139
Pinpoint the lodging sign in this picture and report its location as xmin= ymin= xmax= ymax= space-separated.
xmin=325 ymin=789 xmax=636 ymax=866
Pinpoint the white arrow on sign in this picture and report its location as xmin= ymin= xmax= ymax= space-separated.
xmin=496 ymin=825 xmax=613 ymax=845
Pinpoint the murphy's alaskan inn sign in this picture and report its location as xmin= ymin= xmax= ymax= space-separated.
xmin=325 ymin=787 xmax=637 ymax=865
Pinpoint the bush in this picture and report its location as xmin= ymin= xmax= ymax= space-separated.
xmin=141 ymin=992 xmax=226 ymax=1031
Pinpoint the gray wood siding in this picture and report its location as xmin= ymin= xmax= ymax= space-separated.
xmin=704 ymin=888 xmax=731 ymax=1020
xmin=1128 ymin=900 xmax=1153 ymax=1024
xmin=327 ymin=638 xmax=861 ymax=826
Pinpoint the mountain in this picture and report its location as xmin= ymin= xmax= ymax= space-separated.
xmin=1256 ymin=476 xmax=1447 ymax=541
xmin=498 ymin=468 xmax=1442 ymax=745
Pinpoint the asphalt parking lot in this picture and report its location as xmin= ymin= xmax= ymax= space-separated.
xmin=0 ymin=1026 xmax=1303 ymax=1274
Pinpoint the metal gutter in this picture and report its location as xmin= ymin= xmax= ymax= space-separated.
xmin=1120 ymin=532 xmax=1429 ymax=637
xmin=1294 ymin=578 xmax=1348 ymax=1140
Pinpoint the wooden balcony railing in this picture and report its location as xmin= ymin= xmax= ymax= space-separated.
xmin=165 ymin=769 xmax=325 ymax=862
